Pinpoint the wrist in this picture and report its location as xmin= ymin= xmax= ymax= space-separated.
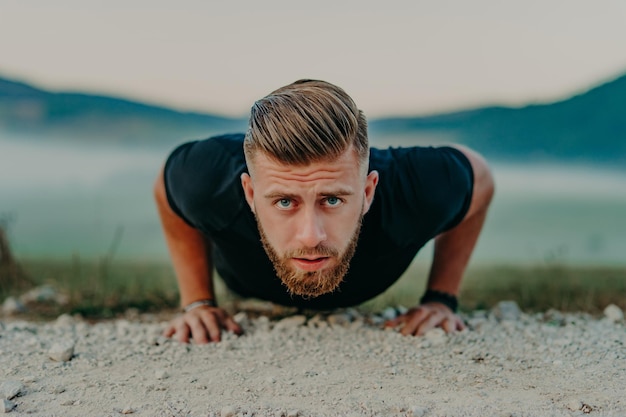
xmin=182 ymin=298 xmax=217 ymax=313
xmin=420 ymin=289 xmax=458 ymax=313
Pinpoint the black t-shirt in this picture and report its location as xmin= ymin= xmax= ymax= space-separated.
xmin=164 ymin=133 xmax=473 ymax=310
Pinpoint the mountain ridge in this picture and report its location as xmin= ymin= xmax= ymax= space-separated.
xmin=1 ymin=72 xmax=625 ymax=164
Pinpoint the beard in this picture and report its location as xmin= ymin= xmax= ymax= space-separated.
xmin=256 ymin=215 xmax=363 ymax=299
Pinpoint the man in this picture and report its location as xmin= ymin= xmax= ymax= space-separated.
xmin=154 ymin=79 xmax=494 ymax=344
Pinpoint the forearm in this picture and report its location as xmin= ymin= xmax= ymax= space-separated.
xmin=166 ymin=226 xmax=215 ymax=307
xmin=426 ymin=204 xmax=489 ymax=295
xmin=154 ymin=167 xmax=215 ymax=307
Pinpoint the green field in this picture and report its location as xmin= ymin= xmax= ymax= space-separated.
xmin=3 ymin=257 xmax=624 ymax=319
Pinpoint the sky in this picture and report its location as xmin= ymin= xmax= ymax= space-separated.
xmin=1 ymin=0 xmax=626 ymax=118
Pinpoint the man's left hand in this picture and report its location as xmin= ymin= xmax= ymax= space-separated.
xmin=384 ymin=302 xmax=465 ymax=336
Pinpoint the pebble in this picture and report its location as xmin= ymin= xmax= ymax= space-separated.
xmin=1 ymin=381 xmax=23 ymax=400
xmin=1 ymin=399 xmax=16 ymax=413
xmin=565 ymin=398 xmax=582 ymax=411
xmin=20 ymin=285 xmax=58 ymax=304
xmin=492 ymin=301 xmax=522 ymax=321
xmin=48 ymin=340 xmax=75 ymax=362
xmin=287 ymin=410 xmax=300 ymax=417
xmin=154 ymin=369 xmax=169 ymax=380
xmin=273 ymin=315 xmax=307 ymax=330
xmin=1 ymin=297 xmax=26 ymax=315
xmin=410 ymin=405 xmax=429 ymax=417
xmin=603 ymin=304 xmax=624 ymax=322
xmin=220 ymin=405 xmax=237 ymax=417
xmin=327 ymin=313 xmax=351 ymax=326
xmin=424 ymin=328 xmax=446 ymax=345
xmin=381 ymin=307 xmax=398 ymax=321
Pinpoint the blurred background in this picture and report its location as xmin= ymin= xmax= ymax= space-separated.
xmin=1 ymin=0 xmax=625 ymax=315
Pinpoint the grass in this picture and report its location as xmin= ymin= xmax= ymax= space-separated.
xmin=361 ymin=261 xmax=626 ymax=314
xmin=2 ymin=257 xmax=625 ymax=319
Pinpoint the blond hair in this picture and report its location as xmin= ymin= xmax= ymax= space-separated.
xmin=244 ymin=79 xmax=369 ymax=170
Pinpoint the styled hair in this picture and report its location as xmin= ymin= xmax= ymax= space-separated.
xmin=243 ymin=79 xmax=369 ymax=170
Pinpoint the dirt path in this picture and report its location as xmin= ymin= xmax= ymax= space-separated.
xmin=1 ymin=305 xmax=625 ymax=416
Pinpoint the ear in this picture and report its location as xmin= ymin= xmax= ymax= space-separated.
xmin=240 ymin=172 xmax=255 ymax=212
xmin=362 ymin=170 xmax=379 ymax=214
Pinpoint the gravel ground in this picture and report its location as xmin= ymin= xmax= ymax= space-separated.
xmin=1 ymin=303 xmax=625 ymax=417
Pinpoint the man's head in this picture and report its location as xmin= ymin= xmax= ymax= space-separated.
xmin=241 ymin=80 xmax=379 ymax=298
xmin=243 ymin=79 xmax=369 ymax=176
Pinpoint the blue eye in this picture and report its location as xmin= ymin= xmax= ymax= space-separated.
xmin=276 ymin=198 xmax=292 ymax=209
xmin=325 ymin=197 xmax=341 ymax=206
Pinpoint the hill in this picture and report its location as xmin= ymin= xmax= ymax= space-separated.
xmin=1 ymin=73 xmax=625 ymax=164
xmin=0 ymin=78 xmax=246 ymax=146
xmin=369 ymin=72 xmax=626 ymax=165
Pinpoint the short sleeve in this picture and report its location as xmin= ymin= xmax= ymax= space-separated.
xmin=372 ymin=146 xmax=474 ymax=246
xmin=163 ymin=134 xmax=248 ymax=232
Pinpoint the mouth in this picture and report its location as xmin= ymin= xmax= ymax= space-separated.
xmin=291 ymin=257 xmax=331 ymax=272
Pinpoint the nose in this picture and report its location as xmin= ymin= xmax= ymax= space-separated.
xmin=295 ymin=207 xmax=327 ymax=248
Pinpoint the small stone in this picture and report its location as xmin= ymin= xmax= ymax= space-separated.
xmin=220 ymin=405 xmax=237 ymax=417
xmin=48 ymin=340 xmax=75 ymax=362
xmin=492 ymin=301 xmax=521 ymax=321
xmin=154 ymin=369 xmax=169 ymax=380
xmin=603 ymin=304 xmax=624 ymax=322
xmin=121 ymin=407 xmax=135 ymax=414
xmin=381 ymin=307 xmax=398 ymax=321
xmin=2 ymin=399 xmax=16 ymax=413
xmin=50 ymin=386 xmax=66 ymax=394
xmin=565 ymin=398 xmax=582 ymax=411
xmin=327 ymin=313 xmax=351 ymax=326
xmin=55 ymin=314 xmax=76 ymax=327
xmin=1 ymin=381 xmax=23 ymax=400
xmin=20 ymin=285 xmax=57 ymax=304
xmin=287 ymin=410 xmax=300 ymax=417
xmin=424 ymin=328 xmax=446 ymax=345
xmin=410 ymin=405 xmax=429 ymax=417
xmin=1 ymin=297 xmax=26 ymax=315
xmin=273 ymin=315 xmax=307 ymax=331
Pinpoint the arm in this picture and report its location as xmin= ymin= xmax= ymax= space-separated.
xmin=387 ymin=145 xmax=495 ymax=335
xmin=154 ymin=167 xmax=242 ymax=343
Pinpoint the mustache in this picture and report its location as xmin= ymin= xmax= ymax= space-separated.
xmin=285 ymin=245 xmax=339 ymax=258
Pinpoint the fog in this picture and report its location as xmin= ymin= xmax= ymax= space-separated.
xmin=2 ymin=138 xmax=626 ymax=265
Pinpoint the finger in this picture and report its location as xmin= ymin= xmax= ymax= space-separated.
xmin=456 ymin=316 xmax=467 ymax=331
xmin=385 ymin=307 xmax=418 ymax=328
xmin=162 ymin=323 xmax=176 ymax=338
xmin=384 ymin=316 xmax=403 ymax=328
xmin=173 ymin=321 xmax=191 ymax=344
xmin=442 ymin=318 xmax=456 ymax=333
xmin=400 ymin=308 xmax=432 ymax=336
xmin=187 ymin=314 xmax=210 ymax=344
xmin=224 ymin=316 xmax=244 ymax=335
xmin=200 ymin=313 xmax=222 ymax=343
xmin=415 ymin=311 xmax=446 ymax=336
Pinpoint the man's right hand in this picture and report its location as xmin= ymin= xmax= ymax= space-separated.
xmin=163 ymin=306 xmax=243 ymax=344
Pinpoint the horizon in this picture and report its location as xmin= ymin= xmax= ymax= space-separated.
xmin=2 ymin=1 xmax=626 ymax=118
xmin=2 ymin=68 xmax=624 ymax=121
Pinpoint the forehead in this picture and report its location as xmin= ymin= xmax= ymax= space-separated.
xmin=249 ymin=148 xmax=362 ymax=188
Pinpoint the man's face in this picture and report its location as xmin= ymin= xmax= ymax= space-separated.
xmin=241 ymin=147 xmax=378 ymax=298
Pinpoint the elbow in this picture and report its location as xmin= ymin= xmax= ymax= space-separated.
xmin=453 ymin=145 xmax=495 ymax=215
xmin=154 ymin=166 xmax=167 ymax=205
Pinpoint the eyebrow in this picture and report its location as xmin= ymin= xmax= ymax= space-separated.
xmin=263 ymin=189 xmax=355 ymax=199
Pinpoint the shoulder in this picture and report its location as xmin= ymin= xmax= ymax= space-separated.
xmin=164 ymin=133 xmax=248 ymax=231
xmin=369 ymin=145 xmax=474 ymax=242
